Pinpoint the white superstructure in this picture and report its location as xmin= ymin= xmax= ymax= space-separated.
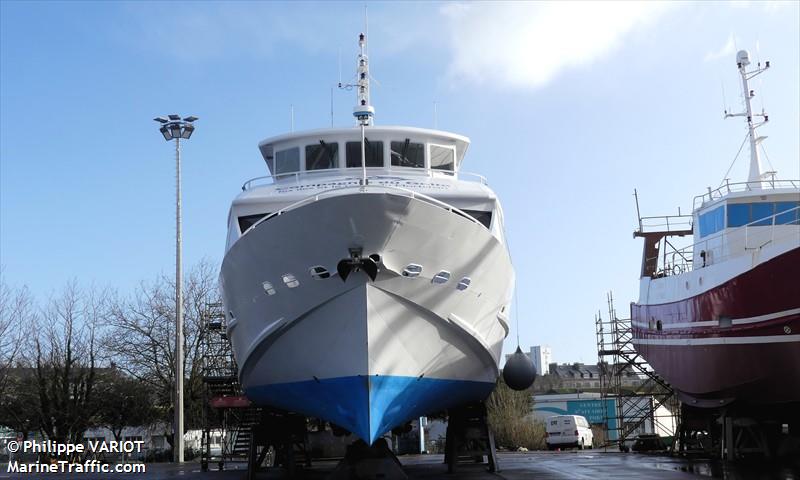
xmin=220 ymin=33 xmax=514 ymax=444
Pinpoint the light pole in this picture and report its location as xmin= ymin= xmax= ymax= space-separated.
xmin=154 ymin=114 xmax=198 ymax=463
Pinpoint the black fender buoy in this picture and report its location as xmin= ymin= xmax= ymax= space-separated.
xmin=503 ymin=346 xmax=537 ymax=390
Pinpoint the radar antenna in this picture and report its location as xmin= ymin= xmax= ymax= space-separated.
xmin=724 ymin=50 xmax=771 ymax=186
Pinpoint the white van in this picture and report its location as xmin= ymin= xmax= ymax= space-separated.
xmin=545 ymin=415 xmax=593 ymax=450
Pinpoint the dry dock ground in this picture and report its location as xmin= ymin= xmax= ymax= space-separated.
xmin=3 ymin=451 xmax=799 ymax=479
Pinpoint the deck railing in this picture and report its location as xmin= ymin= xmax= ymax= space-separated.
xmin=692 ymin=179 xmax=800 ymax=209
xmin=241 ymin=184 xmax=486 ymax=236
xmin=241 ymin=167 xmax=488 ymax=191
xmin=647 ymin=205 xmax=799 ymax=278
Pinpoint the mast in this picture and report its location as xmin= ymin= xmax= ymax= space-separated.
xmin=725 ymin=50 xmax=770 ymax=186
xmin=337 ymin=32 xmax=375 ymax=185
xmin=352 ymin=33 xmax=375 ymax=127
xmin=352 ymin=33 xmax=374 ymax=185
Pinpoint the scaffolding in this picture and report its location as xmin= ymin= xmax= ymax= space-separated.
xmin=200 ymin=302 xmax=265 ymax=470
xmin=596 ymin=292 xmax=680 ymax=451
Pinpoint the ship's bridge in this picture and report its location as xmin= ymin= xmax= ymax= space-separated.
xmin=257 ymin=126 xmax=469 ymax=179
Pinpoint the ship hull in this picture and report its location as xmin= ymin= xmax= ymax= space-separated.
xmin=220 ymin=189 xmax=513 ymax=443
xmin=632 ymin=247 xmax=800 ymax=406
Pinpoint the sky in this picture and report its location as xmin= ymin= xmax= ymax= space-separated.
xmin=2 ymin=1 xmax=799 ymax=366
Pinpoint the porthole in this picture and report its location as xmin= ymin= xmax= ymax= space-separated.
xmin=432 ymin=271 xmax=451 ymax=285
xmin=282 ymin=274 xmax=300 ymax=288
xmin=402 ymin=264 xmax=423 ymax=278
xmin=309 ymin=266 xmax=331 ymax=280
xmin=262 ymin=281 xmax=276 ymax=296
xmin=457 ymin=277 xmax=471 ymax=291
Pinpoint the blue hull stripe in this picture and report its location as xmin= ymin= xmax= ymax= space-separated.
xmin=245 ymin=375 xmax=495 ymax=444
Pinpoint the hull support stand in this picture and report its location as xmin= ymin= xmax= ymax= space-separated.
xmin=444 ymin=402 xmax=499 ymax=473
xmin=247 ymin=409 xmax=310 ymax=480
xmin=327 ymin=439 xmax=407 ymax=480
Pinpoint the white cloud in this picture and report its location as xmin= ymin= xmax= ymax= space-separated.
xmin=705 ymin=34 xmax=737 ymax=62
xmin=440 ymin=1 xmax=673 ymax=90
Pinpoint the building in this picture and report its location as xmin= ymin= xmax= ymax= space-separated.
xmin=532 ymin=393 xmax=676 ymax=442
xmin=503 ymin=345 xmax=552 ymax=376
xmin=548 ymin=363 xmax=603 ymax=390
xmin=547 ymin=362 xmax=644 ymax=391
xmin=531 ymin=346 xmax=552 ymax=377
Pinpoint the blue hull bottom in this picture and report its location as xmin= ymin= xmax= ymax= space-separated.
xmin=245 ymin=375 xmax=496 ymax=444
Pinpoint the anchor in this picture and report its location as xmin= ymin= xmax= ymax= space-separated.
xmin=336 ymin=247 xmax=379 ymax=282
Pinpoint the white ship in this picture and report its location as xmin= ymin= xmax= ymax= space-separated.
xmin=220 ymin=33 xmax=514 ymax=444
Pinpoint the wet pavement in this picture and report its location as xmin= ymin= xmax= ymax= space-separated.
xmin=3 ymin=451 xmax=799 ymax=479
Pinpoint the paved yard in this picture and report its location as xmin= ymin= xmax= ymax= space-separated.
xmin=2 ymin=451 xmax=799 ymax=479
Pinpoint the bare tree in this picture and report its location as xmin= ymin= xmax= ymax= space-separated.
xmin=0 ymin=276 xmax=32 ymax=391
xmin=104 ymin=260 xmax=220 ymax=448
xmin=28 ymin=282 xmax=106 ymax=447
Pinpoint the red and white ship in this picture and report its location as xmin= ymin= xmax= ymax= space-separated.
xmin=631 ymin=50 xmax=800 ymax=408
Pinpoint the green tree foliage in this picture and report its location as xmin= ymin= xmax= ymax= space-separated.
xmin=486 ymin=375 xmax=546 ymax=450
xmin=95 ymin=368 xmax=160 ymax=441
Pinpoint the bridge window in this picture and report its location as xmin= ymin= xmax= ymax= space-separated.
xmin=460 ymin=210 xmax=492 ymax=229
xmin=391 ymin=140 xmax=424 ymax=168
xmin=727 ymin=201 xmax=800 ymax=227
xmin=238 ymin=213 xmax=270 ymax=233
xmin=275 ymin=147 xmax=300 ymax=175
xmin=698 ymin=206 xmax=724 ymax=238
xmin=305 ymin=141 xmax=339 ymax=170
xmin=430 ymin=144 xmax=455 ymax=171
xmin=751 ymin=203 xmax=774 ymax=226
xmin=346 ymin=139 xmax=384 ymax=168
xmin=727 ymin=204 xmax=749 ymax=227
xmin=776 ymin=202 xmax=800 ymax=225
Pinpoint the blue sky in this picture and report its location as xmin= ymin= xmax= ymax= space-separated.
xmin=2 ymin=1 xmax=798 ymax=365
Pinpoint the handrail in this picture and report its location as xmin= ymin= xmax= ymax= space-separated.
xmin=241 ymin=167 xmax=488 ymax=191
xmin=242 ymin=184 xmax=486 ymax=236
xmin=647 ymin=205 xmax=799 ymax=278
xmin=693 ymin=179 xmax=800 ymax=209
xmin=636 ymin=213 xmax=693 ymax=235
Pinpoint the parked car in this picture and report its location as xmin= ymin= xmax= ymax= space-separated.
xmin=631 ymin=433 xmax=668 ymax=452
xmin=545 ymin=415 xmax=594 ymax=450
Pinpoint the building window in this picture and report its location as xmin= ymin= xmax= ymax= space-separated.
xmin=305 ymin=142 xmax=339 ymax=170
xmin=390 ymin=140 xmax=424 ymax=168
xmin=430 ymin=144 xmax=455 ymax=171
xmin=346 ymin=140 xmax=383 ymax=168
xmin=275 ymin=147 xmax=300 ymax=175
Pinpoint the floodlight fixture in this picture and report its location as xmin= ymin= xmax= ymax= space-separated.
xmin=169 ymin=123 xmax=182 ymax=139
xmin=160 ymin=126 xmax=172 ymax=141
xmin=183 ymin=115 xmax=198 ymax=122
xmin=154 ymin=116 xmax=169 ymax=124
xmin=181 ymin=124 xmax=195 ymax=139
xmin=168 ymin=114 xmax=181 ymax=121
